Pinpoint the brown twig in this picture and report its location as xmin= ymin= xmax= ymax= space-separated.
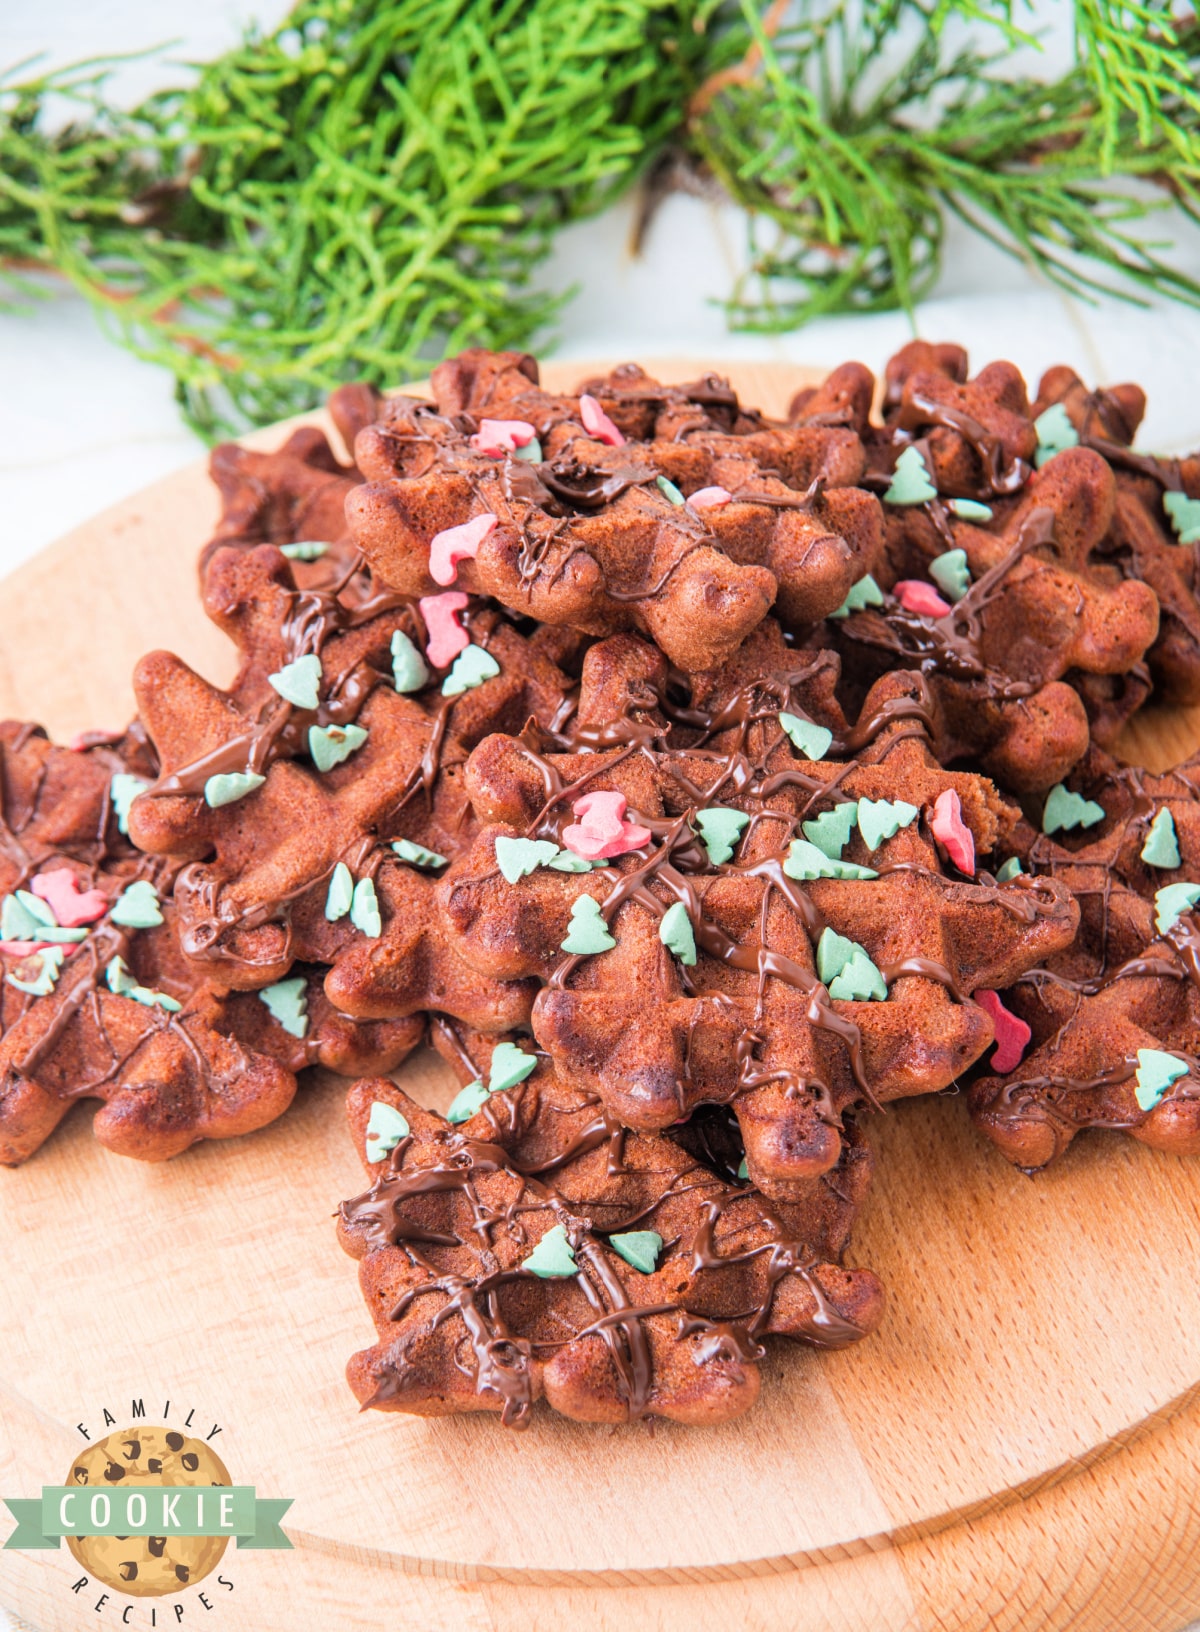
xmin=687 ymin=0 xmax=790 ymax=116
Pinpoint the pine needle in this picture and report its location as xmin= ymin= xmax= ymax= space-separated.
xmin=691 ymin=0 xmax=1200 ymax=331
xmin=2 ymin=0 xmax=1199 ymax=435
xmin=1 ymin=0 xmax=719 ymax=436
xmin=1072 ymin=0 xmax=1200 ymax=170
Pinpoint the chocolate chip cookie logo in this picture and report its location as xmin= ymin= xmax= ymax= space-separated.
xmin=64 ymin=1429 xmax=233 ymax=1597
xmin=3 ymin=1422 xmax=291 ymax=1602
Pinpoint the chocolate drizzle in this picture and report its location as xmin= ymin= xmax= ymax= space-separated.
xmin=143 ymin=575 xmax=414 ymax=802
xmin=339 ymin=1077 xmax=871 ymax=1425
xmin=984 ymin=760 xmax=1200 ymax=1129
xmin=535 ymin=456 xmax=658 ymax=514
xmin=837 ymin=508 xmax=1058 ymax=698
xmin=893 ymin=388 xmax=1031 ymax=496
xmin=1078 ymin=433 xmax=1185 ymax=493
xmin=457 ymin=655 xmax=1074 ymax=1141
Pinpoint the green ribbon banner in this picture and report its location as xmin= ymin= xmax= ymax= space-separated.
xmin=4 ymin=1488 xmax=291 ymax=1551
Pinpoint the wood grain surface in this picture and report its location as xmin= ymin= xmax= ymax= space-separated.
xmin=1 ymin=359 xmax=1198 ymax=1632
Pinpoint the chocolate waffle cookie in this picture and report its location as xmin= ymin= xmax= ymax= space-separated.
xmin=1033 ymin=365 xmax=1200 ymax=705
xmin=824 ymin=351 xmax=1160 ymax=787
xmin=345 ymin=352 xmax=888 ymax=669
xmin=204 ymin=390 xmax=369 ymax=591
xmin=970 ymin=749 xmax=1200 ymax=1166
xmin=128 ymin=548 xmax=577 ymax=990
xmin=381 ymin=632 xmax=1080 ymax=1198
xmin=337 ymin=1035 xmax=883 ymax=1427
xmin=0 ymin=753 xmax=299 ymax=1163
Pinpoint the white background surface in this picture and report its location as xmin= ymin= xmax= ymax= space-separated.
xmin=3 ymin=5 xmax=1200 ymax=1631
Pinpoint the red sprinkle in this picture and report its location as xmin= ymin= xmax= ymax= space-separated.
xmin=418 ymin=591 xmax=471 ymax=668
xmin=428 ymin=512 xmax=497 ymax=586
xmin=31 ymin=868 xmax=108 ymax=927
xmin=579 ymin=394 xmax=625 ymax=447
xmin=0 ymin=941 xmax=79 ymax=959
xmin=895 ymin=580 xmax=951 ymax=617
xmin=470 ymin=419 xmax=537 ymax=456
xmin=562 ymin=790 xmax=652 ymax=859
xmin=930 ymin=788 xmax=975 ymax=875
xmin=974 ymin=988 xmax=1031 ymax=1073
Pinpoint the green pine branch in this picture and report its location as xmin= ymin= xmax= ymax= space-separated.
xmin=691 ymin=0 xmax=1200 ymax=331
xmin=1 ymin=0 xmax=727 ymax=436
xmin=1072 ymin=0 xmax=1200 ymax=170
xmin=2 ymin=0 xmax=1200 ymax=436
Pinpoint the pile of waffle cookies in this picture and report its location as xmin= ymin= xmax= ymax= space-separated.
xmin=4 ymin=342 xmax=1200 ymax=1429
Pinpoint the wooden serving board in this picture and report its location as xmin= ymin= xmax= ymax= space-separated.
xmin=2 ymin=360 xmax=1200 ymax=1632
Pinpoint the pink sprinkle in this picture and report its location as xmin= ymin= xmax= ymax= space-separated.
xmin=930 ymin=789 xmax=975 ymax=875
xmin=562 ymin=790 xmax=652 ymax=859
xmin=470 ymin=419 xmax=537 ymax=456
xmin=974 ymin=988 xmax=1031 ymax=1074
xmin=31 ymin=868 xmax=108 ymax=927
xmin=689 ymin=486 xmax=733 ymax=510
xmin=579 ymin=394 xmax=625 ymax=448
xmin=571 ymin=791 xmax=626 ymax=840
xmin=895 ymin=580 xmax=951 ymax=618
xmin=0 ymin=941 xmax=79 ymax=959
xmin=428 ymin=512 xmax=498 ymax=586
xmin=418 ymin=591 xmax=471 ymax=668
